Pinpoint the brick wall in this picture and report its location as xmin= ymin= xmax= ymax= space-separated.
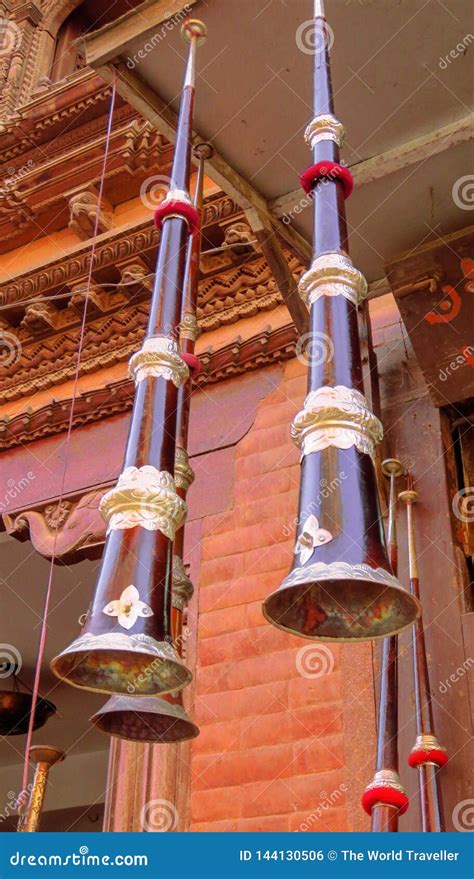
xmin=190 ymin=357 xmax=375 ymax=831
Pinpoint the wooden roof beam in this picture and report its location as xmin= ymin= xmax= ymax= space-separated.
xmin=245 ymin=207 xmax=309 ymax=336
xmin=84 ymin=57 xmax=312 ymax=266
xmin=271 ymin=114 xmax=474 ymax=218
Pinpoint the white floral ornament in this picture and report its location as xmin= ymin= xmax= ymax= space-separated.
xmin=295 ymin=515 xmax=333 ymax=565
xmin=103 ymin=585 xmax=153 ymax=630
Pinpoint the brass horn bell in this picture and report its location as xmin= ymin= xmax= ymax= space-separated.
xmin=262 ymin=389 xmax=420 ymax=641
xmin=91 ymin=692 xmax=199 ymax=743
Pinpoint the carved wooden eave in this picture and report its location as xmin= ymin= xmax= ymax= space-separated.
xmin=0 ymin=109 xmax=172 ymax=250
xmin=0 ymin=70 xmax=115 ymax=155
xmin=0 ymin=192 xmax=303 ymax=404
xmin=0 ymin=322 xmax=297 ymax=451
xmin=386 ymin=225 xmax=474 ymax=407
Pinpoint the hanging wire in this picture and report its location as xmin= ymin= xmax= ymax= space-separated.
xmin=19 ymin=75 xmax=118 ymax=808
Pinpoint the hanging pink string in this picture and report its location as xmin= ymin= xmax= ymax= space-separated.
xmin=19 ymin=75 xmax=117 ymax=806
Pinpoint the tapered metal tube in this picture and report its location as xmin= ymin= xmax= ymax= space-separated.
xmin=18 ymin=746 xmax=65 ymax=832
xmin=51 ymin=20 xmax=207 ymax=697
xmin=364 ymin=460 xmax=408 ymax=832
xmin=400 ymin=479 xmax=447 ymax=832
xmin=92 ymin=145 xmax=212 ymax=742
xmin=262 ymin=4 xmax=419 ymax=641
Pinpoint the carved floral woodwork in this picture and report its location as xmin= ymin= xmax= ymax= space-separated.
xmin=67 ymin=189 xmax=114 ymax=240
xmin=0 ymin=109 xmax=170 ymax=251
xmin=222 ymin=221 xmax=256 ymax=260
xmin=0 ymin=210 xmax=302 ymax=404
xmin=2 ymin=488 xmax=107 ymax=563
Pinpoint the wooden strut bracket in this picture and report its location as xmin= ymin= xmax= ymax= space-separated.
xmin=245 ymin=207 xmax=309 ymax=336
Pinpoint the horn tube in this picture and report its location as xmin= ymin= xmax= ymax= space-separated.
xmin=51 ymin=20 xmax=207 ymax=696
xmin=262 ymin=1 xmax=420 ymax=641
xmin=91 ymin=145 xmax=212 ymax=741
xmin=362 ymin=459 xmax=408 ymax=829
xmin=400 ymin=478 xmax=447 ymax=832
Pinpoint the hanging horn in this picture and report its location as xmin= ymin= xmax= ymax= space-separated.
xmin=362 ymin=459 xmax=408 ymax=830
xmin=262 ymin=2 xmax=420 ymax=641
xmin=17 ymin=746 xmax=65 ymax=832
xmin=399 ymin=477 xmax=447 ymax=832
xmin=91 ymin=144 xmax=213 ymax=742
xmin=51 ymin=19 xmax=207 ymax=697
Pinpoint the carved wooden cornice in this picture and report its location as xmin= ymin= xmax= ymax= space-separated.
xmin=0 ymin=195 xmax=242 ymax=307
xmin=0 ymin=114 xmax=172 ymax=250
xmin=1 ymin=71 xmax=112 ymax=154
xmin=0 ymin=193 xmax=303 ymax=403
xmin=0 ymin=323 xmax=297 ymax=449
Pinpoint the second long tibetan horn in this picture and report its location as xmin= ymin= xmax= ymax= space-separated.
xmin=51 ymin=19 xmax=207 ymax=696
xmin=399 ymin=478 xmax=448 ymax=831
xmin=363 ymin=459 xmax=408 ymax=829
xmin=262 ymin=1 xmax=420 ymax=640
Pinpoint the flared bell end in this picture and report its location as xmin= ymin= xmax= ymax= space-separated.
xmin=90 ymin=695 xmax=199 ymax=743
xmin=262 ymin=562 xmax=420 ymax=641
xmin=51 ymin=631 xmax=192 ymax=697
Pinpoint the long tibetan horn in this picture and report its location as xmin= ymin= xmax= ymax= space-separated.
xmin=262 ymin=1 xmax=420 ymax=640
xmin=52 ymin=19 xmax=207 ymax=697
xmin=399 ymin=478 xmax=447 ymax=831
xmin=363 ymin=459 xmax=408 ymax=830
xmin=91 ymin=144 xmax=213 ymax=742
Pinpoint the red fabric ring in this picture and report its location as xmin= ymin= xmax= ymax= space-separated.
xmin=154 ymin=200 xmax=199 ymax=233
xmin=408 ymin=748 xmax=448 ymax=769
xmin=182 ymin=352 xmax=201 ymax=377
xmin=361 ymin=786 xmax=409 ymax=816
xmin=300 ymin=161 xmax=354 ymax=198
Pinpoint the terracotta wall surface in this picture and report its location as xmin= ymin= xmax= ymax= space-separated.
xmin=188 ymin=357 xmax=375 ymax=832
